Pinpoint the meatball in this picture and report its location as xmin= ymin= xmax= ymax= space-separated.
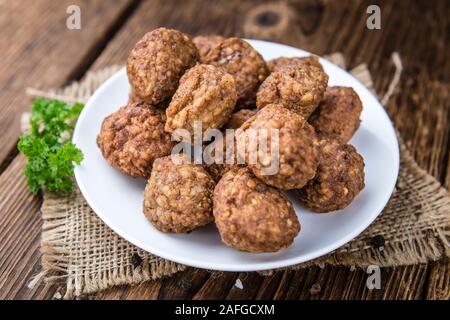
xmin=309 ymin=86 xmax=363 ymax=143
xmin=128 ymin=89 xmax=170 ymax=108
xmin=204 ymin=160 xmax=240 ymax=183
xmin=127 ymin=28 xmax=199 ymax=105
xmin=298 ymin=139 xmax=365 ymax=212
xmin=165 ymin=64 xmax=237 ymax=139
xmin=267 ymin=55 xmax=323 ymax=73
xmin=97 ymin=101 xmax=174 ymax=178
xmin=256 ymin=63 xmax=328 ymax=118
xmin=203 ymin=134 xmax=245 ymax=182
xmin=143 ymin=155 xmax=215 ymax=233
xmin=193 ymin=35 xmax=225 ymax=63
xmin=214 ymin=167 xmax=300 ymax=253
xmin=224 ymin=109 xmax=256 ymax=130
xmin=128 ymin=89 xmax=143 ymax=104
xmin=236 ymin=104 xmax=319 ymax=190
xmin=204 ymin=109 xmax=256 ymax=181
xmin=204 ymin=159 xmax=229 ymax=183
xmin=204 ymin=37 xmax=269 ymax=106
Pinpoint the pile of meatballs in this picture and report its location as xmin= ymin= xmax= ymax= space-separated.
xmin=97 ymin=28 xmax=365 ymax=253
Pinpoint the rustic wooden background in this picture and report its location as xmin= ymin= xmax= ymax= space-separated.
xmin=0 ymin=0 xmax=448 ymax=300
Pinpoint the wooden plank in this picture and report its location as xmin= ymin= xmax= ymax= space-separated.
xmin=426 ymin=259 xmax=450 ymax=300
xmin=0 ymin=0 xmax=137 ymax=300
xmin=157 ymin=268 xmax=211 ymax=300
xmin=226 ymin=272 xmax=265 ymax=300
xmin=0 ymin=0 xmax=136 ymax=167
xmin=254 ymin=271 xmax=285 ymax=300
xmin=92 ymin=265 xmax=430 ymax=300
xmin=0 ymin=156 xmax=43 ymax=299
xmin=120 ymin=281 xmax=162 ymax=300
xmin=193 ymin=272 xmax=239 ymax=300
xmin=0 ymin=0 xmax=448 ymax=300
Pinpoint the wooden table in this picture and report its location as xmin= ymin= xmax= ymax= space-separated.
xmin=0 ymin=0 xmax=448 ymax=300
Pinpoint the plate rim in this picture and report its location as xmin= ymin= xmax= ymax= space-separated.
xmin=73 ymin=39 xmax=400 ymax=272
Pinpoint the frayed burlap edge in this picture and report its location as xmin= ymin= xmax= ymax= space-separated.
xmin=26 ymin=53 xmax=450 ymax=297
xmin=35 ymin=189 xmax=186 ymax=299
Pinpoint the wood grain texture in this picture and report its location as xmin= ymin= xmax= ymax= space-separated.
xmin=0 ymin=0 xmax=448 ymax=300
xmin=0 ymin=0 xmax=136 ymax=167
xmin=426 ymin=259 xmax=450 ymax=300
xmin=0 ymin=0 xmax=136 ymax=300
xmin=0 ymin=156 xmax=43 ymax=299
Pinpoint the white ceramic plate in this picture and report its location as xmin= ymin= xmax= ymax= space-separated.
xmin=73 ymin=39 xmax=399 ymax=272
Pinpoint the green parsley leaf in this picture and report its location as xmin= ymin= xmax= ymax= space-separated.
xmin=18 ymin=98 xmax=84 ymax=194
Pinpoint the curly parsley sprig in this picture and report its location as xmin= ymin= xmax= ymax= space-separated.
xmin=18 ymin=98 xmax=84 ymax=194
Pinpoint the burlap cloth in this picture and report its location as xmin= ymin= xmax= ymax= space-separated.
xmin=26 ymin=53 xmax=450 ymax=298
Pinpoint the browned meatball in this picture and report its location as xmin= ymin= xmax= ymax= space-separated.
xmin=97 ymin=101 xmax=174 ymax=178
xmin=128 ymin=89 xmax=143 ymax=104
xmin=309 ymin=87 xmax=363 ymax=143
xmin=127 ymin=28 xmax=199 ymax=105
xmin=204 ymin=38 xmax=269 ymax=106
xmin=203 ymin=134 xmax=245 ymax=182
xmin=193 ymin=35 xmax=225 ymax=63
xmin=143 ymin=155 xmax=215 ymax=233
xmin=204 ymin=109 xmax=256 ymax=181
xmin=236 ymin=104 xmax=319 ymax=190
xmin=267 ymin=55 xmax=323 ymax=73
xmin=165 ymin=64 xmax=237 ymax=139
xmin=204 ymin=161 xmax=242 ymax=183
xmin=213 ymin=167 xmax=300 ymax=253
xmin=224 ymin=109 xmax=256 ymax=129
xmin=204 ymin=160 xmax=229 ymax=183
xmin=128 ymin=89 xmax=170 ymax=108
xmin=298 ymin=139 xmax=365 ymax=212
xmin=256 ymin=63 xmax=328 ymax=118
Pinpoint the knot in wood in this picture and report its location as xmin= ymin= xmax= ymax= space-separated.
xmin=243 ymin=3 xmax=292 ymax=39
xmin=256 ymin=10 xmax=280 ymax=27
